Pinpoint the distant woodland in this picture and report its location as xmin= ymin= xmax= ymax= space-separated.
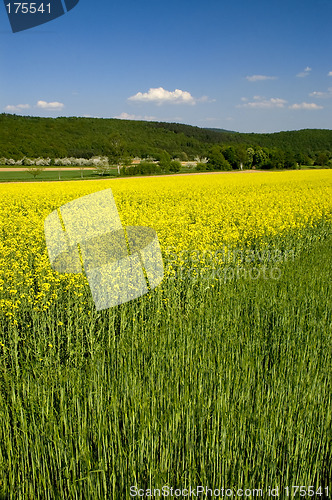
xmin=1 ymin=113 xmax=332 ymax=170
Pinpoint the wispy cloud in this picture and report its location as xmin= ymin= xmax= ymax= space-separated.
xmin=114 ymin=112 xmax=156 ymax=121
xmin=246 ymin=75 xmax=277 ymax=82
xmin=203 ymin=117 xmax=219 ymax=122
xmin=328 ymin=71 xmax=332 ymax=77
xmin=289 ymin=102 xmax=323 ymax=110
xmin=197 ymin=95 xmax=215 ymax=103
xmin=238 ymin=96 xmax=287 ymax=108
xmin=36 ymin=100 xmax=64 ymax=110
xmin=4 ymin=104 xmax=30 ymax=112
xmin=128 ymin=87 xmax=209 ymax=105
xmin=115 ymin=112 xmax=141 ymax=120
xmin=296 ymin=66 xmax=312 ymax=77
xmin=309 ymin=87 xmax=332 ymax=98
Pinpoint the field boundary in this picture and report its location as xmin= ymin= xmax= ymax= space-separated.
xmin=0 ymin=169 xmax=266 ymax=184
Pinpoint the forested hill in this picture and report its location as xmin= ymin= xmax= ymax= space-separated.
xmin=1 ymin=113 xmax=332 ymax=160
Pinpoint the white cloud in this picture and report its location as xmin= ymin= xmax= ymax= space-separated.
xmin=246 ymin=75 xmax=277 ymax=82
xmin=5 ymin=104 xmax=30 ymax=112
xmin=296 ymin=66 xmax=312 ymax=77
xmin=289 ymin=102 xmax=323 ymax=110
xmin=36 ymin=100 xmax=64 ymax=110
xmin=239 ymin=96 xmax=287 ymax=109
xmin=309 ymin=87 xmax=332 ymax=98
xmin=328 ymin=71 xmax=332 ymax=76
xmin=128 ymin=87 xmax=198 ymax=105
xmin=5 ymin=101 xmax=65 ymax=112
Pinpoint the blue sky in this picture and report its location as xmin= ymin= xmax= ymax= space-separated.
xmin=1 ymin=0 xmax=332 ymax=132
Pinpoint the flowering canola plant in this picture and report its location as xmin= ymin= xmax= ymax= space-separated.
xmin=0 ymin=170 xmax=331 ymax=320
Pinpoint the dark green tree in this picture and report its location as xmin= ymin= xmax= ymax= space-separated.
xmin=207 ymin=146 xmax=232 ymax=171
xmin=283 ymin=151 xmax=297 ymax=169
xmin=169 ymin=160 xmax=181 ymax=173
xmin=157 ymin=150 xmax=172 ymax=172
xmin=107 ymin=134 xmax=131 ymax=174
xmin=315 ymin=151 xmax=330 ymax=166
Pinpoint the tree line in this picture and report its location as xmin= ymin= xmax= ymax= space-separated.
xmin=1 ymin=114 xmax=331 ymax=169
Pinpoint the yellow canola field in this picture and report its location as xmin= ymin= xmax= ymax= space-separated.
xmin=0 ymin=170 xmax=331 ymax=318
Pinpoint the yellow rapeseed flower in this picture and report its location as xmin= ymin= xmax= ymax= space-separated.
xmin=0 ymin=170 xmax=331 ymax=317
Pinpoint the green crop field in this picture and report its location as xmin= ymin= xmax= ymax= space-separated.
xmin=0 ymin=170 xmax=117 ymax=183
